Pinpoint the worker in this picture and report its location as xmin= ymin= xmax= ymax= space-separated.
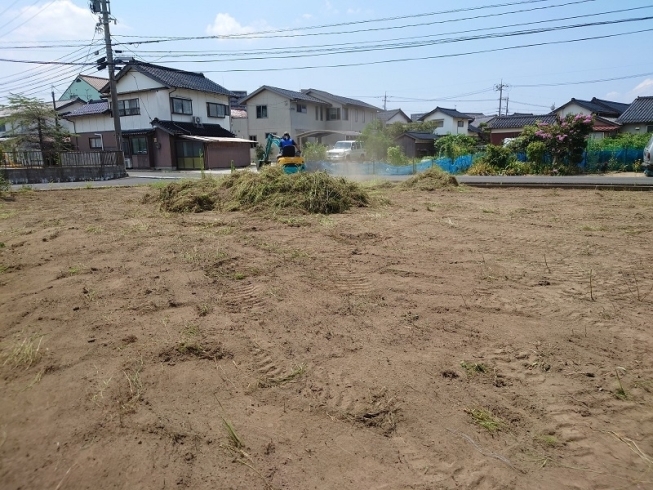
xmin=278 ymin=132 xmax=299 ymax=158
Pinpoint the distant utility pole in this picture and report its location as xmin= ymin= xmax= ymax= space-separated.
xmin=505 ymin=96 xmax=509 ymax=116
xmin=383 ymin=92 xmax=387 ymax=111
xmin=95 ymin=0 xmax=121 ymax=151
xmin=51 ymin=87 xmax=59 ymax=128
xmin=494 ymin=80 xmax=509 ymax=116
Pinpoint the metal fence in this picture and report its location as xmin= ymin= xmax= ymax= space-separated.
xmin=1 ymin=150 xmax=124 ymax=168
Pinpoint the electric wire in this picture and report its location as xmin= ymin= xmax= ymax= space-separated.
xmin=0 ymin=0 xmax=57 ymax=40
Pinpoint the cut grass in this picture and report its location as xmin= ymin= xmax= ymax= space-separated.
xmin=466 ymin=408 xmax=502 ymax=432
xmin=460 ymin=360 xmax=487 ymax=375
xmin=402 ymin=167 xmax=458 ymax=191
xmin=149 ymin=167 xmax=369 ymax=215
xmin=2 ymin=334 xmax=44 ymax=369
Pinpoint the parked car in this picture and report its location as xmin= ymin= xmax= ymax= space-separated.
xmin=326 ymin=141 xmax=366 ymax=161
xmin=643 ymin=133 xmax=653 ymax=177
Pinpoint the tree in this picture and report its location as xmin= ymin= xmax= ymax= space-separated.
xmin=434 ymin=134 xmax=477 ymax=162
xmin=0 ymin=94 xmax=72 ymax=153
xmin=517 ymin=114 xmax=594 ymax=168
xmin=360 ymin=119 xmax=448 ymax=161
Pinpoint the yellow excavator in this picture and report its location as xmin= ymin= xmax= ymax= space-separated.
xmin=257 ymin=133 xmax=305 ymax=174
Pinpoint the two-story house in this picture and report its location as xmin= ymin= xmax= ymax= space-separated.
xmin=552 ymin=97 xmax=626 ymax=138
xmin=237 ymin=86 xmax=380 ymax=148
xmin=64 ymin=61 xmax=251 ymax=170
xmin=417 ymin=107 xmax=474 ymax=136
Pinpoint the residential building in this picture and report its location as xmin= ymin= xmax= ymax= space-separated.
xmin=64 ymin=61 xmax=251 ymax=170
xmin=238 ymin=86 xmax=380 ymax=148
xmin=59 ymin=74 xmax=108 ymax=102
xmin=616 ymin=96 xmax=653 ymax=134
xmin=553 ymin=97 xmax=629 ymax=121
xmin=417 ymin=107 xmax=474 ymax=136
xmin=485 ymin=114 xmax=557 ymax=145
xmin=395 ymin=131 xmax=439 ymax=158
xmin=377 ymin=109 xmax=411 ymax=125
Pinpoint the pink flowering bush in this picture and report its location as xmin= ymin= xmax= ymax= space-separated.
xmin=519 ymin=114 xmax=594 ymax=171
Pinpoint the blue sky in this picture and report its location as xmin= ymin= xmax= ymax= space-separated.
xmin=1 ymin=0 xmax=652 ymax=116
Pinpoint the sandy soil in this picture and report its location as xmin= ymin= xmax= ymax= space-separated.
xmin=1 ymin=184 xmax=652 ymax=490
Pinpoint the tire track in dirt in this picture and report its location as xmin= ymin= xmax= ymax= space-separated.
xmin=328 ymin=260 xmax=374 ymax=295
xmin=224 ymin=282 xmax=265 ymax=313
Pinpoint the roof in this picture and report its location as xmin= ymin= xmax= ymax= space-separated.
xmin=78 ymin=74 xmax=108 ymax=91
xmin=616 ymin=96 xmax=653 ymax=124
xmin=487 ymin=114 xmax=557 ymax=129
xmin=109 ymin=61 xmax=234 ymax=97
xmin=239 ymin=86 xmax=327 ymax=105
xmin=55 ymin=97 xmax=84 ymax=110
xmin=377 ymin=109 xmax=411 ymax=123
xmin=418 ymin=107 xmax=473 ymax=121
xmin=301 ymin=88 xmax=381 ymax=110
xmin=399 ymin=131 xmax=439 ymax=141
xmin=554 ymin=97 xmax=628 ymax=117
xmin=410 ymin=113 xmax=426 ymax=122
xmin=468 ymin=124 xmax=481 ymax=134
xmin=180 ymin=135 xmax=254 ymax=144
xmin=64 ymin=100 xmax=110 ymax=118
xmin=151 ymin=118 xmax=235 ymax=138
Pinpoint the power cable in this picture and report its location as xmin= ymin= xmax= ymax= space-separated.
xmin=0 ymin=0 xmax=57 ymax=40
xmin=0 ymin=0 xmax=23 ymax=20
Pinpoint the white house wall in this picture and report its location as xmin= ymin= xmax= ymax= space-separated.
xmin=423 ymin=111 xmax=469 ymax=135
xmin=245 ymin=91 xmax=292 ymax=143
xmin=69 ymin=114 xmax=114 ymax=133
xmin=556 ymin=103 xmax=589 ymax=118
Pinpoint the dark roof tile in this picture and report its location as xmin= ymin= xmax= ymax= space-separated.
xmin=616 ymin=97 xmax=653 ymax=124
xmin=418 ymin=107 xmax=473 ymax=121
xmin=240 ymin=86 xmax=327 ymax=104
xmin=487 ymin=114 xmax=557 ymax=129
xmin=151 ymin=118 xmax=235 ymax=137
xmin=64 ymin=101 xmax=110 ymax=118
xmin=302 ymin=88 xmax=381 ymax=110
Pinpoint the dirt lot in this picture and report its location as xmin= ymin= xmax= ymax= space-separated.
xmin=1 ymin=183 xmax=652 ymax=489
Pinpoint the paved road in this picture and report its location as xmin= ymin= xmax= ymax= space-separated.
xmin=10 ymin=168 xmax=653 ymax=191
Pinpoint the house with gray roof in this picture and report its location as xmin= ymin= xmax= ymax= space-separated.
xmin=237 ymin=85 xmax=380 ymax=149
xmin=486 ymin=114 xmax=557 ymax=145
xmin=616 ymin=96 xmax=653 ymax=134
xmin=59 ymin=74 xmax=108 ymax=102
xmin=553 ymin=97 xmax=629 ymax=121
xmin=417 ymin=107 xmax=474 ymax=136
xmin=64 ymin=60 xmax=251 ymax=170
xmin=377 ymin=109 xmax=411 ymax=125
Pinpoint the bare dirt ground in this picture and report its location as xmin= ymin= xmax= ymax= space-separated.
xmin=1 ymin=184 xmax=652 ymax=490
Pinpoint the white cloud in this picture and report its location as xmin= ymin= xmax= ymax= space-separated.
xmin=302 ymin=13 xmax=313 ymax=19
xmin=5 ymin=0 xmax=97 ymax=41
xmin=205 ymin=13 xmax=270 ymax=37
xmin=347 ymin=8 xmax=362 ymax=14
xmin=632 ymin=78 xmax=653 ymax=96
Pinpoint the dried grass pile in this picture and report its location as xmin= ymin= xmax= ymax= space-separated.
xmin=402 ymin=167 xmax=458 ymax=191
xmin=150 ymin=167 xmax=369 ymax=215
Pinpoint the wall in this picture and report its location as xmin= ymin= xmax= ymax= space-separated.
xmin=423 ymin=111 xmax=469 ymax=136
xmin=60 ymin=79 xmax=102 ymax=102
xmin=205 ymin=142 xmax=250 ymax=169
xmin=490 ymin=130 xmax=521 ymax=145
xmin=72 ymin=129 xmax=117 ymax=152
xmin=556 ymin=102 xmax=589 ymax=118
xmin=245 ymin=91 xmax=291 ymax=144
xmin=619 ymin=123 xmax=653 ymax=134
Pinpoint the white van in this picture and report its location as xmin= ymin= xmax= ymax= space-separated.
xmin=326 ymin=141 xmax=366 ymax=161
xmin=644 ymin=133 xmax=653 ymax=177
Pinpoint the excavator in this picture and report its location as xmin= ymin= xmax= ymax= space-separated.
xmin=257 ymin=133 xmax=306 ymax=174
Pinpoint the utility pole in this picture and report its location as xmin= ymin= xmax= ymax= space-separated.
xmin=51 ymin=87 xmax=59 ymax=128
xmin=383 ymin=92 xmax=387 ymax=111
xmin=494 ymin=80 xmax=509 ymax=116
xmin=98 ymin=0 xmax=121 ymax=151
xmin=505 ymin=96 xmax=509 ymax=116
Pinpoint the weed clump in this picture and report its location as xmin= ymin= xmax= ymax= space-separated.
xmin=402 ymin=167 xmax=458 ymax=191
xmin=149 ymin=167 xmax=369 ymax=215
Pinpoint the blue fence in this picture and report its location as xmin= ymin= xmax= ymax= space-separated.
xmin=306 ymin=154 xmax=476 ymax=177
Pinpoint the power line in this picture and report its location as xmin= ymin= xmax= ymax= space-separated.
xmin=0 ymin=0 xmax=23 ymax=20
xmin=4 ymin=15 xmax=649 ymax=68
xmin=0 ymin=0 xmax=57 ymax=40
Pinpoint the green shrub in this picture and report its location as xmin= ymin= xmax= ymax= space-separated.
xmin=387 ymin=146 xmax=409 ymax=165
xmin=467 ymin=162 xmax=498 ymax=176
xmin=479 ymin=145 xmax=515 ymax=169
xmin=526 ymin=141 xmax=547 ymax=165
xmin=0 ymin=175 xmax=9 ymax=196
xmin=301 ymin=141 xmax=328 ymax=162
xmin=503 ymin=161 xmax=533 ymax=176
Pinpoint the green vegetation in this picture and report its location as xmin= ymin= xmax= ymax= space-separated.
xmin=387 ymin=146 xmax=409 ymax=165
xmin=434 ymin=134 xmax=477 ymax=162
xmin=0 ymin=176 xmax=9 ymax=197
xmin=301 ymin=141 xmax=328 ymax=162
xmin=466 ymin=408 xmax=502 ymax=432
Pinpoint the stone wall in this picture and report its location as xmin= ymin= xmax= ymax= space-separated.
xmin=3 ymin=165 xmax=127 ymax=185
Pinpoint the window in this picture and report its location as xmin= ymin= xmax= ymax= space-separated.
xmin=0 ymin=123 xmax=6 ymax=133
xmin=327 ymin=108 xmax=341 ymax=121
xmin=117 ymin=98 xmax=140 ymax=116
xmin=362 ymin=111 xmax=365 ymax=123
xmin=343 ymin=108 xmax=349 ymax=121
xmin=131 ymin=137 xmax=148 ymax=154
xmin=457 ymin=120 xmax=465 ymax=128
xmin=256 ymin=105 xmax=268 ymax=118
xmin=297 ymin=103 xmax=307 ymax=113
xmin=432 ymin=119 xmax=444 ymax=128
xmin=647 ymin=125 xmax=653 ymax=133
xmin=171 ymin=97 xmax=193 ymax=115
xmin=89 ymin=136 xmax=103 ymax=149
xmin=315 ymin=106 xmax=319 ymax=120
xmin=207 ymin=102 xmax=227 ymax=118
xmin=249 ymin=135 xmax=257 ymax=142
xmin=320 ymin=107 xmax=323 ymax=121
